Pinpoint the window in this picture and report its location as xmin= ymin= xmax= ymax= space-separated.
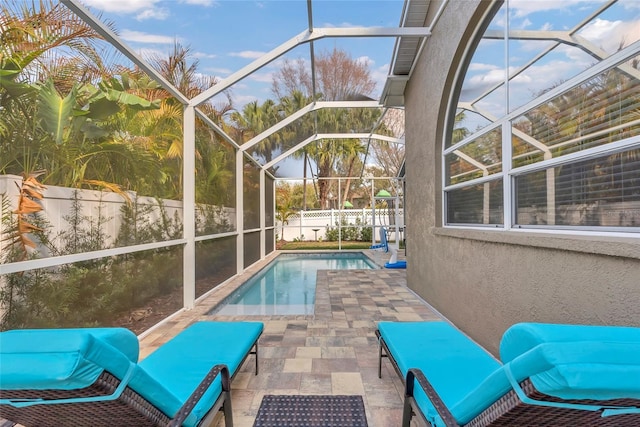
xmin=446 ymin=0 xmax=640 ymax=232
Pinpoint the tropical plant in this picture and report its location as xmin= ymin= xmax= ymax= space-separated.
xmin=2 ymin=173 xmax=46 ymax=261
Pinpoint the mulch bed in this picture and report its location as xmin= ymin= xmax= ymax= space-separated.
xmin=112 ymin=268 xmax=234 ymax=335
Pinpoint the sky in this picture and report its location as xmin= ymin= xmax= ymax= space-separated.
xmin=78 ymin=0 xmax=404 ymax=108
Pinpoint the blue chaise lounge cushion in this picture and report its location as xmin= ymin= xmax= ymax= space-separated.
xmin=0 ymin=328 xmax=140 ymax=391
xmin=451 ymin=339 xmax=640 ymax=424
xmin=379 ymin=321 xmax=640 ymax=426
xmin=500 ymin=322 xmax=640 ymax=363
xmin=0 ymin=327 xmax=183 ymax=421
xmin=377 ymin=321 xmax=501 ymax=426
xmin=139 ymin=321 xmax=264 ymax=426
xmin=1 ymin=321 xmax=264 ymax=427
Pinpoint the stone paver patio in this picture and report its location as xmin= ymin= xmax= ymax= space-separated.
xmin=139 ymin=251 xmax=442 ymax=426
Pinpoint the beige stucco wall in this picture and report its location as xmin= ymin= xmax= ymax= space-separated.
xmin=404 ymin=0 xmax=640 ymax=356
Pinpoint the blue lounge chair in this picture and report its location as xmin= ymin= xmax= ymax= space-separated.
xmin=376 ymin=321 xmax=640 ymax=426
xmin=0 ymin=321 xmax=263 ymax=427
xmin=370 ymin=226 xmax=389 ymax=252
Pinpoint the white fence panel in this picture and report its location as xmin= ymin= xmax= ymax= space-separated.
xmin=279 ymin=208 xmax=405 ymax=242
xmin=0 ymin=175 xmax=235 ymax=256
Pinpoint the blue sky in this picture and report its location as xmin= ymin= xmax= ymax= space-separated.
xmin=78 ymin=0 xmax=640 ymax=120
xmin=79 ymin=0 xmax=404 ymax=109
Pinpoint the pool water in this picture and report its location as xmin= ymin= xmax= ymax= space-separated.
xmin=210 ymin=253 xmax=377 ymax=315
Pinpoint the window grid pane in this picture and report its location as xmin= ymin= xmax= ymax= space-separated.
xmin=515 ymin=148 xmax=640 ymax=228
xmin=447 ymin=0 xmax=640 ymax=231
xmin=446 ymin=128 xmax=503 ymax=186
xmin=446 ymin=179 xmax=504 ymax=225
xmin=513 ymin=60 xmax=640 ymax=165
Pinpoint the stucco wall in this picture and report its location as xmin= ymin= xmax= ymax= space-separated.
xmin=404 ymin=0 xmax=640 ymax=356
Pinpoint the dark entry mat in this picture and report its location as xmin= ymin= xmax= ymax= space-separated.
xmin=253 ymin=394 xmax=368 ymax=427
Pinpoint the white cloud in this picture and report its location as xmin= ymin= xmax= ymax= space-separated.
xmin=179 ymin=0 xmax=217 ymax=6
xmin=229 ymin=51 xmax=267 ymax=59
xmin=553 ymin=43 xmax=593 ymax=65
xmin=120 ymin=29 xmax=176 ymax=44
xmin=248 ymin=72 xmax=274 ymax=83
xmin=205 ymin=67 xmax=233 ymax=77
xmin=520 ymin=18 xmax=533 ymax=29
xmin=82 ymin=0 xmax=216 ymax=20
xmin=468 ymin=68 xmax=506 ymax=87
xmin=135 ymin=7 xmax=169 ymax=21
xmin=371 ymin=63 xmax=389 ymax=97
xmin=580 ymin=18 xmax=622 ymax=41
xmin=578 ymin=18 xmax=640 ymax=52
xmin=621 ymin=0 xmax=640 ymax=10
xmin=137 ymin=47 xmax=168 ymax=59
xmin=321 ymin=21 xmax=356 ymax=28
xmin=509 ymin=0 xmax=599 ymax=19
xmin=193 ymin=72 xmax=217 ymax=83
xmin=510 ymin=72 xmax=532 ymax=84
xmin=355 ymin=55 xmax=373 ymax=67
xmin=516 ymin=38 xmax=556 ymax=53
xmin=193 ymin=52 xmax=217 ymax=59
xmin=81 ymin=0 xmax=160 ymax=13
xmin=233 ymin=93 xmax=260 ymax=105
xmin=469 ymin=63 xmax=499 ymax=72
xmin=540 ymin=22 xmax=553 ymax=31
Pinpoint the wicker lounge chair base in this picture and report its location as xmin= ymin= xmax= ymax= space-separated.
xmin=405 ymin=370 xmax=640 ymax=427
xmin=377 ymin=321 xmax=640 ymax=427
xmin=0 ymin=366 xmax=232 ymax=427
xmin=252 ymin=395 xmax=368 ymax=427
xmin=1 ymin=322 xmax=264 ymax=427
xmin=0 ymin=371 xmax=170 ymax=426
xmin=0 ymin=365 xmax=231 ymax=427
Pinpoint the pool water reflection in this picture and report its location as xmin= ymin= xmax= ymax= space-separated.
xmin=210 ymin=253 xmax=377 ymax=315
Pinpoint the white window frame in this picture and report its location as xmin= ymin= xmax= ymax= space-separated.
xmin=443 ymin=1 xmax=640 ymax=237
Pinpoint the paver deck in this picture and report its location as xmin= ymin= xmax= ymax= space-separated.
xmin=138 ymin=250 xmax=442 ymax=427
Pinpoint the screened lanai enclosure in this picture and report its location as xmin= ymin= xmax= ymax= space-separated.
xmin=0 ymin=0 xmax=423 ymax=331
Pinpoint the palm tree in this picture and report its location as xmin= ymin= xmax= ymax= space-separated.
xmin=144 ymin=42 xmax=237 ymax=200
xmin=279 ymin=91 xmax=313 ymax=207
xmin=230 ymin=99 xmax=281 ymax=164
xmin=337 ymin=139 xmax=367 ymax=208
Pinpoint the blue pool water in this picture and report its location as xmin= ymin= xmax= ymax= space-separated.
xmin=210 ymin=253 xmax=377 ymax=315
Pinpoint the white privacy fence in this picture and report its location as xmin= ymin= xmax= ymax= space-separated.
xmin=0 ymin=175 xmax=235 ymax=255
xmin=279 ymin=208 xmax=405 ymax=242
xmin=0 ymin=173 xmax=409 ymax=254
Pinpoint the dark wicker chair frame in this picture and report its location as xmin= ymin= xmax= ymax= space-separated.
xmin=377 ymin=330 xmax=640 ymax=427
xmin=0 ymin=339 xmax=260 ymax=427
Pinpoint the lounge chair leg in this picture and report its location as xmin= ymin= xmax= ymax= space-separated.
xmin=223 ymin=390 xmax=233 ymax=427
xmin=253 ymin=342 xmax=259 ymax=375
xmin=401 ymin=397 xmax=414 ymax=427
xmin=378 ymin=340 xmax=383 ymax=378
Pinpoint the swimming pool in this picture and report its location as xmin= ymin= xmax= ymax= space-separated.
xmin=210 ymin=253 xmax=377 ymax=316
